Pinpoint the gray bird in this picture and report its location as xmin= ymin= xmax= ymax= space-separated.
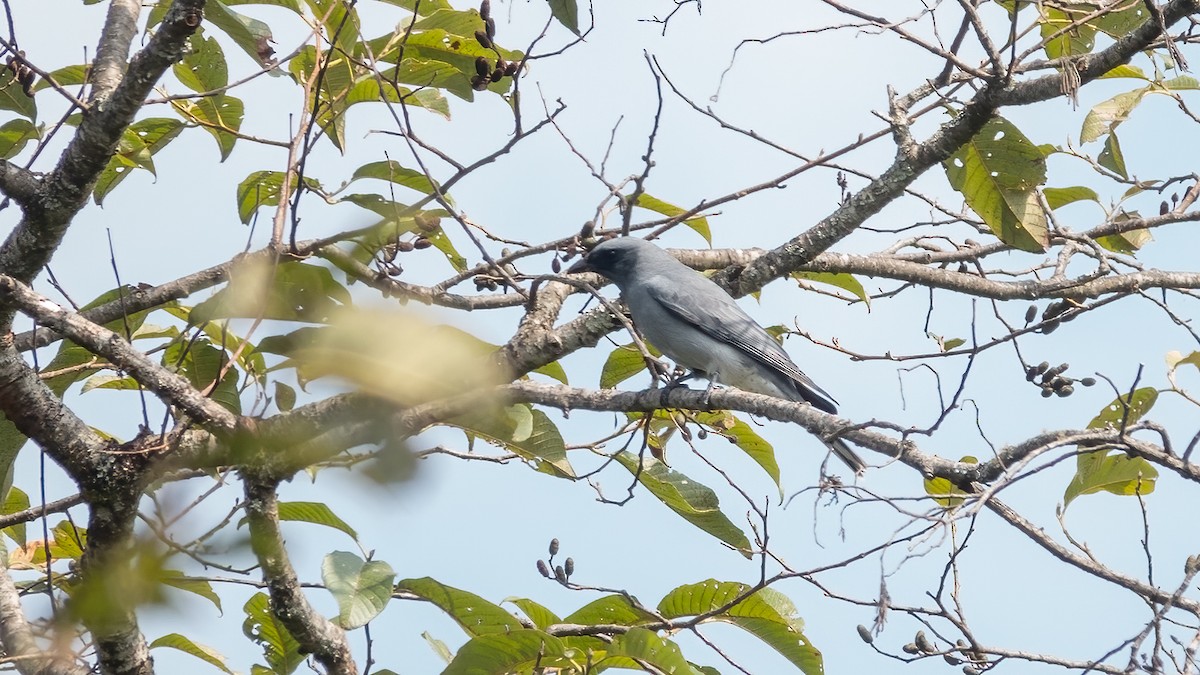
xmin=568 ymin=236 xmax=866 ymax=474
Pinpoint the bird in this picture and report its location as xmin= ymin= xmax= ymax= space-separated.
xmin=567 ymin=236 xmax=866 ymax=474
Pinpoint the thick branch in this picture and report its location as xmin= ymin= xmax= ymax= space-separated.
xmin=243 ymin=476 xmax=357 ymax=675
xmin=89 ymin=0 xmax=142 ymax=103
xmin=0 ymin=274 xmax=238 ymax=433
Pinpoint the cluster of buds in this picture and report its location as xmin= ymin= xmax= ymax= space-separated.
xmin=535 ymin=538 xmax=574 ymax=584
xmin=1025 ymin=360 xmax=1095 ymax=397
xmin=5 ymin=51 xmax=35 ymax=97
xmin=373 ymin=214 xmax=441 ymax=278
xmin=470 ymin=0 xmax=520 ymax=91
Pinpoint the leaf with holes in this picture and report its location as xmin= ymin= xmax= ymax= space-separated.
xmin=944 ymin=116 xmax=1048 ymax=252
xmin=173 ymin=95 xmax=245 ymax=161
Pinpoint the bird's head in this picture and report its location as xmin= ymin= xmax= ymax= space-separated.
xmin=566 ymin=236 xmax=661 ymax=288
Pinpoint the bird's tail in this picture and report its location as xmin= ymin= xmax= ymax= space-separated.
xmin=827 ymin=437 xmax=867 ymax=475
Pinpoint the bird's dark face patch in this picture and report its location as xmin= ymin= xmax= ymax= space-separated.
xmin=571 ymin=238 xmax=642 ymax=287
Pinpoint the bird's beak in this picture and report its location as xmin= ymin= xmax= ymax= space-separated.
xmin=566 ymin=257 xmax=593 ymax=275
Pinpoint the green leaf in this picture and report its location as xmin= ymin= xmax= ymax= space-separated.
xmin=546 ymin=0 xmax=581 ymax=36
xmin=172 ymin=95 xmax=245 ymax=161
xmin=0 ymin=70 xmax=35 ymax=120
xmin=562 ymin=594 xmax=657 ymax=626
xmin=1040 ymin=7 xmax=1096 ymax=58
xmin=924 ymin=456 xmax=978 ymax=508
xmin=94 ymin=119 xmax=185 ymax=204
xmin=1064 ymin=450 xmax=1157 ymax=506
xmin=150 ymin=633 xmax=233 ymax=674
xmin=235 ymin=170 xmax=322 ymax=225
xmin=81 ymin=373 xmax=140 ymax=393
xmin=277 ymin=501 xmax=357 ymax=540
xmin=443 ymin=629 xmax=574 ymax=674
xmin=159 ymin=570 xmax=223 ymax=612
xmin=304 ymin=0 xmax=361 ymax=52
xmin=614 ymin=452 xmax=751 ymax=556
xmin=944 ymin=116 xmax=1048 ymax=253
xmin=1 ymin=486 xmax=28 ymax=546
xmin=206 ymin=0 xmax=279 ymax=66
xmin=32 ymin=64 xmax=90 ymax=92
xmin=192 ymin=261 xmax=351 ymax=323
xmin=243 ymin=592 xmax=303 ymax=675
xmin=1096 ymin=211 xmax=1151 ymax=254
xmin=351 ymin=160 xmax=441 ymax=197
xmin=792 ymin=271 xmax=870 ymax=306
xmin=274 ymin=381 xmax=296 ymax=411
xmin=634 ymin=193 xmax=711 ymax=245
xmin=322 ymin=551 xmax=395 ymax=630
xmin=532 ymin=360 xmax=569 ymax=385
xmin=600 ymin=341 xmax=660 ymax=389
xmin=605 ymin=627 xmax=696 ymax=673
xmin=396 ymin=577 xmax=523 ymax=636
xmin=1098 ymin=132 xmax=1128 ymax=179
xmin=1088 ymin=387 xmax=1158 ymax=431
xmin=1100 ymin=64 xmax=1148 ymax=80
xmin=505 ymin=597 xmax=562 ymax=629
xmin=422 ymin=631 xmax=455 ymax=664
xmin=445 ymin=404 xmax=576 ymax=478
xmin=1081 ymin=88 xmax=1147 ymax=143
xmin=175 ymin=32 xmax=229 ymax=93
xmin=163 ymin=338 xmax=242 ymax=413
xmin=0 ymin=119 xmax=39 ymax=159
xmin=658 ymin=580 xmax=822 ymax=675
xmin=50 ymin=520 xmax=86 ymax=560
xmin=1043 ymin=186 xmax=1100 ymax=210
xmin=693 ymin=411 xmax=780 ymax=491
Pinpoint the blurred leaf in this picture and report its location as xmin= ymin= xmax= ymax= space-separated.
xmin=274 ymin=381 xmax=296 ymax=411
xmin=1081 ymin=88 xmax=1146 ymax=143
xmin=304 ymin=0 xmax=360 ymax=51
xmin=944 ymin=116 xmax=1048 ymax=253
xmin=150 ymin=633 xmax=233 ymax=674
xmin=163 ymin=338 xmax=242 ymax=413
xmin=322 ymin=551 xmax=394 ymax=629
xmin=175 ymin=32 xmax=229 ymax=92
xmin=192 ymin=260 xmax=351 ymax=323
xmin=1043 ymin=186 xmax=1100 ymax=210
xmin=422 ymin=631 xmax=454 ymax=664
xmin=634 ymin=193 xmax=711 ymax=245
xmin=614 ymin=452 xmax=750 ymax=556
xmin=1097 ymin=211 xmax=1151 ymax=254
xmin=243 ymin=592 xmax=303 ymax=675
xmin=397 ymin=577 xmax=522 ymax=636
xmin=658 ymin=580 xmax=821 ymax=675
xmin=1098 ymin=132 xmax=1128 ymax=178
xmin=792 ymin=271 xmax=870 ymax=306
xmin=924 ymin=456 xmax=978 ymax=508
xmin=545 ymin=0 xmax=581 ymax=35
xmin=0 ymin=71 xmax=35 ymax=120
xmin=446 ymin=404 xmax=575 ymax=478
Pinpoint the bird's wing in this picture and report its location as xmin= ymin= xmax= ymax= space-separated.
xmin=643 ymin=274 xmax=840 ymax=413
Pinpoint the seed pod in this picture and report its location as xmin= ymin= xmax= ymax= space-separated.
xmin=496 ymin=58 xmax=508 ymax=73
xmin=1041 ymin=388 xmax=1054 ymax=398
xmin=1042 ymin=320 xmax=1060 ymax=335
xmin=1025 ymin=366 xmax=1039 ymax=382
xmin=856 ymin=625 xmax=874 ymax=644
xmin=697 ymin=428 xmax=708 ymax=440
xmin=915 ymin=631 xmax=935 ymax=653
xmin=1161 ymin=200 xmax=1170 ymax=215
xmin=474 ymin=30 xmax=492 ymax=48
xmin=491 ymin=67 xmax=505 ymax=82
xmin=470 ymin=74 xmax=489 ymax=91
xmin=1056 ymin=385 xmax=1074 ymax=397
xmin=1035 ymin=361 xmax=1050 ymax=374
xmin=397 ymin=240 xmax=415 ymax=252
xmin=944 ymin=654 xmax=962 ymax=666
xmin=536 ymin=559 xmax=550 ymax=577
xmin=1081 ymin=377 xmax=1096 ymax=387
xmin=413 ymin=237 xmax=433 ymax=250
xmin=554 ymin=565 xmax=566 ymax=583
xmin=485 ymin=17 xmax=496 ymax=39
xmin=549 ymin=538 xmax=560 ymax=556
xmin=564 ymin=557 xmax=574 ymax=577
xmin=902 ymin=643 xmax=920 ymax=655
xmin=505 ymin=60 xmax=519 ymax=77
xmin=480 ymin=0 xmax=491 ymax=19
xmin=475 ymin=55 xmax=491 ymax=77
xmin=964 ymin=666 xmax=981 ymax=675
xmin=1024 ymin=305 xmax=1037 ymax=324
xmin=551 ymin=257 xmax=562 ymax=273
xmin=956 ymin=262 xmax=968 ymax=274
xmin=580 ymin=220 xmax=595 ymax=238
